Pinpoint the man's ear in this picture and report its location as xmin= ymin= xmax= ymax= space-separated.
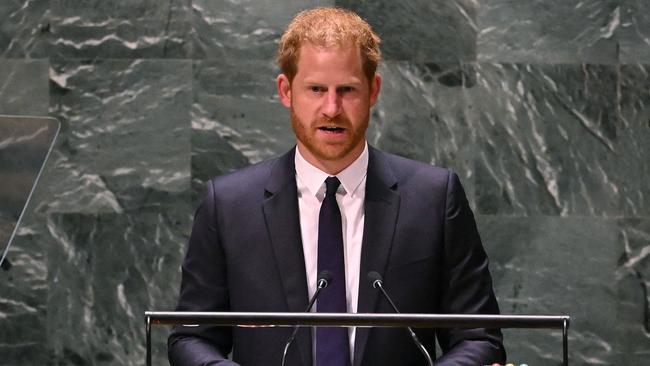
xmin=369 ymin=73 xmax=382 ymax=107
xmin=277 ymin=74 xmax=291 ymax=108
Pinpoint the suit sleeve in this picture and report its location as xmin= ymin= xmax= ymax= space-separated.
xmin=434 ymin=172 xmax=506 ymax=365
xmin=168 ymin=181 xmax=240 ymax=366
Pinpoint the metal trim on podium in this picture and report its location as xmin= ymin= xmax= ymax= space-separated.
xmin=145 ymin=311 xmax=570 ymax=365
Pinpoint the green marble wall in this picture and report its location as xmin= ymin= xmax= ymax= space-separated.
xmin=1 ymin=1 xmax=648 ymax=365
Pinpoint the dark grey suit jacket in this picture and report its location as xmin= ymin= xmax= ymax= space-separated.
xmin=168 ymin=146 xmax=506 ymax=366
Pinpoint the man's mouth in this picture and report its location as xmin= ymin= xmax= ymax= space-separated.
xmin=318 ymin=126 xmax=345 ymax=133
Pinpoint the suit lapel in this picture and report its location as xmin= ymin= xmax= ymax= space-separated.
xmin=261 ymin=148 xmax=312 ymax=366
xmin=354 ymin=147 xmax=400 ymax=366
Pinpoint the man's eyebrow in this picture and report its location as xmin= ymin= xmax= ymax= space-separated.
xmin=302 ymin=78 xmax=363 ymax=85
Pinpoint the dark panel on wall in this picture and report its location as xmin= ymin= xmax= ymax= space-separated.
xmin=338 ymin=0 xmax=477 ymax=62
xmin=477 ymin=0 xmax=620 ymax=63
xmin=620 ymin=0 xmax=650 ymax=62
xmin=192 ymin=0 xmax=332 ymax=60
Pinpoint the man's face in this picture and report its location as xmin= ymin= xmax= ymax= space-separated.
xmin=277 ymin=42 xmax=381 ymax=173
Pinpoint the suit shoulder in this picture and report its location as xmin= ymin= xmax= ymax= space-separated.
xmin=203 ymin=151 xmax=290 ymax=203
xmin=210 ymin=158 xmax=275 ymax=189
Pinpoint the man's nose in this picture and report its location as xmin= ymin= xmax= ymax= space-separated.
xmin=321 ymin=89 xmax=342 ymax=118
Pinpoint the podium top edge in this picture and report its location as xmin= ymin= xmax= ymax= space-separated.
xmin=144 ymin=311 xmax=569 ymax=320
xmin=143 ymin=311 xmax=570 ymax=329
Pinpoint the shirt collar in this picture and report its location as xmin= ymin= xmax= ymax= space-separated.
xmin=295 ymin=142 xmax=369 ymax=198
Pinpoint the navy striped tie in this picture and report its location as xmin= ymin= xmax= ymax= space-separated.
xmin=316 ymin=176 xmax=351 ymax=366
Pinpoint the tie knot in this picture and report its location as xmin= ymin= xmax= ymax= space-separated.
xmin=324 ymin=176 xmax=341 ymax=197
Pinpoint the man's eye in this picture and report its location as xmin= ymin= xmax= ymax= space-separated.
xmin=310 ymin=86 xmax=324 ymax=93
xmin=339 ymin=86 xmax=354 ymax=93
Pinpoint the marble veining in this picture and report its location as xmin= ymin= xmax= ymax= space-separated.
xmin=191 ymin=58 xmax=293 ymax=203
xmin=45 ymin=212 xmax=187 ymax=366
xmin=192 ymin=0 xmax=330 ymax=60
xmin=337 ymin=0 xmax=477 ymax=62
xmin=0 ymin=60 xmax=49 ymax=115
xmin=0 ymin=0 xmax=49 ymax=57
xmin=467 ymin=63 xmax=628 ymax=217
xmin=620 ymin=0 xmax=650 ymax=62
xmin=0 ymin=1 xmax=649 ymax=365
xmin=477 ymin=0 xmax=620 ymax=63
xmin=478 ymin=216 xmax=621 ymax=364
xmin=49 ymin=0 xmax=192 ymax=58
xmin=48 ymin=59 xmax=192 ymax=214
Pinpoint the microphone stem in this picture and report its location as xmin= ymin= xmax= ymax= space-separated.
xmin=306 ymin=280 xmax=326 ymax=312
xmin=376 ymin=283 xmax=400 ymax=314
xmin=281 ymin=281 xmax=327 ymax=366
xmin=376 ymin=282 xmax=434 ymax=366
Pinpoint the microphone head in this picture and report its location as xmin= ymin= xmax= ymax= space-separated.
xmin=317 ymin=270 xmax=332 ymax=288
xmin=367 ymin=271 xmax=383 ymax=288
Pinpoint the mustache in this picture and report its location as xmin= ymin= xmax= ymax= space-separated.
xmin=314 ymin=115 xmax=350 ymax=127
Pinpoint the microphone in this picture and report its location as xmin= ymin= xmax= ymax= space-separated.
xmin=281 ymin=270 xmax=332 ymax=366
xmin=367 ymin=271 xmax=434 ymax=366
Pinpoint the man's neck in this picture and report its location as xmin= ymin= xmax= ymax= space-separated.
xmin=296 ymin=142 xmax=366 ymax=175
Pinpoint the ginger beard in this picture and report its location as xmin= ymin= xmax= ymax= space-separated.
xmin=290 ymin=104 xmax=369 ymax=163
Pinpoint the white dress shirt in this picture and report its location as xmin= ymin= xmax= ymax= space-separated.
xmin=295 ymin=142 xmax=368 ymax=360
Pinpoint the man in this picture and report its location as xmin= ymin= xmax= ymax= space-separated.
xmin=169 ymin=7 xmax=505 ymax=366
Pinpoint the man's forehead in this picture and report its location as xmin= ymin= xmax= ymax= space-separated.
xmin=298 ymin=39 xmax=360 ymax=55
xmin=293 ymin=42 xmax=365 ymax=81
